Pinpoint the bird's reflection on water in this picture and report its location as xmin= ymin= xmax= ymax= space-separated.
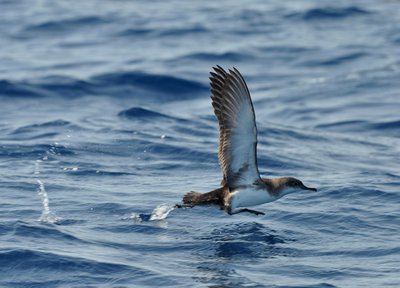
xmin=209 ymin=222 xmax=286 ymax=259
xmin=192 ymin=221 xmax=297 ymax=286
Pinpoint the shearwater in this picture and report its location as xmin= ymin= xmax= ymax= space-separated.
xmin=177 ymin=66 xmax=316 ymax=215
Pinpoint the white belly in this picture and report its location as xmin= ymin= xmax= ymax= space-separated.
xmin=229 ymin=187 xmax=276 ymax=209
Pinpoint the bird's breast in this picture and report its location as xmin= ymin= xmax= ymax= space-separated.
xmin=229 ymin=187 xmax=276 ymax=209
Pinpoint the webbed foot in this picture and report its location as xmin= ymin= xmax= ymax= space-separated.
xmin=174 ymin=204 xmax=194 ymax=209
xmin=229 ymin=208 xmax=265 ymax=216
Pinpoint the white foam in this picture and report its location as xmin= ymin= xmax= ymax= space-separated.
xmin=128 ymin=213 xmax=143 ymax=222
xmin=37 ymin=180 xmax=59 ymax=224
xmin=149 ymin=203 xmax=175 ymax=221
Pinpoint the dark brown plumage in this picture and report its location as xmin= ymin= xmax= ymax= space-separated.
xmin=179 ymin=66 xmax=316 ymax=215
xmin=182 ymin=188 xmax=224 ymax=206
xmin=210 ymin=65 xmax=260 ymax=188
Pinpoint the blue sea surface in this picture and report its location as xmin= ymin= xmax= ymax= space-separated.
xmin=1 ymin=0 xmax=399 ymax=287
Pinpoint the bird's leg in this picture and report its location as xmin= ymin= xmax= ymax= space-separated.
xmin=230 ymin=208 xmax=265 ymax=216
xmin=174 ymin=204 xmax=194 ymax=209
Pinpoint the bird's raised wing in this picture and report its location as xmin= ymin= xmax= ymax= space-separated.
xmin=210 ymin=66 xmax=261 ymax=188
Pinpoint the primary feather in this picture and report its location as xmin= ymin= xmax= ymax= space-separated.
xmin=210 ymin=66 xmax=261 ymax=188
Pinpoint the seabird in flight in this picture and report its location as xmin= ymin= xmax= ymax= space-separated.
xmin=178 ymin=66 xmax=316 ymax=215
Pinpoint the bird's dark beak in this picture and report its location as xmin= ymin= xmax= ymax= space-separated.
xmin=302 ymin=184 xmax=317 ymax=192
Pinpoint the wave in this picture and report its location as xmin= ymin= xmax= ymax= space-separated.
xmin=0 ymin=80 xmax=45 ymax=98
xmin=286 ymin=6 xmax=370 ymax=21
xmin=92 ymin=71 xmax=207 ymax=96
xmin=117 ymin=28 xmax=154 ymax=37
xmin=118 ymin=107 xmax=176 ymax=120
xmin=65 ymin=169 xmax=135 ymax=177
xmin=0 ymin=71 xmax=207 ymax=100
xmin=12 ymin=120 xmax=75 ymax=133
xmin=300 ymin=52 xmax=367 ymax=67
xmin=19 ymin=16 xmax=110 ymax=38
xmin=0 ymin=77 xmax=93 ymax=98
xmin=316 ymin=119 xmax=400 ymax=135
xmin=370 ymin=120 xmax=400 ymax=131
xmin=179 ymin=51 xmax=252 ymax=62
xmin=157 ymin=25 xmax=208 ymax=37
xmin=36 ymin=76 xmax=95 ymax=98
xmin=117 ymin=25 xmax=207 ymax=38
xmin=0 ymin=249 xmax=149 ymax=276
xmin=3 ymin=119 xmax=87 ymax=143
xmin=11 ymin=221 xmax=84 ymax=242
xmin=195 ymin=222 xmax=293 ymax=260
xmin=0 ymin=143 xmax=74 ymax=159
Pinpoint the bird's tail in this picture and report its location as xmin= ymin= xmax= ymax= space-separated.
xmin=182 ymin=188 xmax=223 ymax=205
xmin=182 ymin=192 xmax=203 ymax=204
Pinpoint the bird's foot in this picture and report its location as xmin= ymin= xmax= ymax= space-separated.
xmin=174 ymin=204 xmax=194 ymax=209
xmin=235 ymin=208 xmax=265 ymax=216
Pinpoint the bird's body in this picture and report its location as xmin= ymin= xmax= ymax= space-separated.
xmin=230 ymin=185 xmax=275 ymax=210
xmin=180 ymin=66 xmax=316 ymax=215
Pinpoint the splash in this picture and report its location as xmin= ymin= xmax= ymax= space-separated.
xmin=128 ymin=203 xmax=176 ymax=223
xmin=36 ymin=180 xmax=59 ymax=224
xmin=150 ymin=203 xmax=175 ymax=221
xmin=34 ymin=159 xmax=59 ymax=224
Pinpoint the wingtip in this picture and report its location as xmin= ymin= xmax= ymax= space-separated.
xmin=212 ymin=65 xmax=227 ymax=75
xmin=211 ymin=66 xmax=243 ymax=80
xmin=215 ymin=64 xmax=224 ymax=70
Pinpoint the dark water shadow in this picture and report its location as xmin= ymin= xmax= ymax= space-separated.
xmin=192 ymin=221 xmax=298 ymax=287
xmin=205 ymin=222 xmax=289 ymax=260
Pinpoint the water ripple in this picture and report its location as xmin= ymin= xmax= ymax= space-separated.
xmin=287 ymin=6 xmax=370 ymax=21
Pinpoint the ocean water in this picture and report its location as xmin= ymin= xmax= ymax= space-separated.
xmin=1 ymin=0 xmax=399 ymax=287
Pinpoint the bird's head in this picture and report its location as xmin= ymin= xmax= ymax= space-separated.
xmin=275 ymin=177 xmax=317 ymax=198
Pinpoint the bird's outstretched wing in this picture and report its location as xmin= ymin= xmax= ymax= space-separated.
xmin=210 ymin=66 xmax=261 ymax=188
